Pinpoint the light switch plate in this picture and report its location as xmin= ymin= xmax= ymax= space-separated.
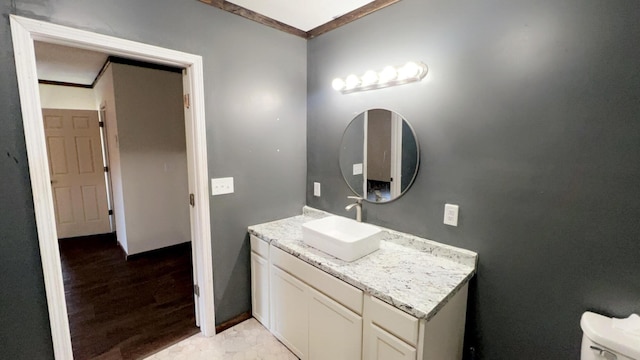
xmin=211 ymin=177 xmax=234 ymax=196
xmin=314 ymin=182 xmax=321 ymax=197
xmin=444 ymin=204 xmax=459 ymax=226
xmin=353 ymin=163 xmax=363 ymax=175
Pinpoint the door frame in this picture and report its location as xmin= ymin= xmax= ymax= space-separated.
xmin=10 ymin=15 xmax=216 ymax=360
xmin=362 ymin=111 xmax=368 ymax=198
xmin=97 ymin=106 xmax=116 ymax=233
xmin=390 ymin=112 xmax=403 ymax=198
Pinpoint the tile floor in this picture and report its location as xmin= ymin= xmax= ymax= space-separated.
xmin=144 ymin=318 xmax=298 ymax=360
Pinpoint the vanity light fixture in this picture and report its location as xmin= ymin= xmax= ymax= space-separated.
xmin=344 ymin=74 xmax=361 ymax=90
xmin=361 ymin=70 xmax=379 ymax=87
xmin=332 ymin=61 xmax=428 ymax=94
xmin=332 ymin=78 xmax=346 ymax=91
xmin=379 ymin=66 xmax=398 ymax=83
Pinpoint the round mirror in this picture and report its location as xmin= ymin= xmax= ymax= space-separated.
xmin=339 ymin=109 xmax=420 ymax=203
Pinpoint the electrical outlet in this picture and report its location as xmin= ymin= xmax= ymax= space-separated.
xmin=444 ymin=204 xmax=459 ymax=226
xmin=211 ymin=177 xmax=234 ymax=196
xmin=314 ymin=182 xmax=321 ymax=197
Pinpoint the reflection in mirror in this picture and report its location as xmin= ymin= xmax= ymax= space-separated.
xmin=339 ymin=109 xmax=419 ymax=203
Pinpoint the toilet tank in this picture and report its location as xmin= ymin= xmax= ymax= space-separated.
xmin=581 ymin=312 xmax=640 ymax=360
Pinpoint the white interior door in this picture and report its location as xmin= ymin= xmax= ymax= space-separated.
xmin=43 ymin=109 xmax=111 ymax=239
xmin=183 ymin=68 xmax=201 ymax=326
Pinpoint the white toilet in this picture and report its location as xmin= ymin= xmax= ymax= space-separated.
xmin=581 ymin=311 xmax=640 ymax=360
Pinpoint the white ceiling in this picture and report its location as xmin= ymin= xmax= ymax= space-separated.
xmin=228 ymin=0 xmax=375 ymax=31
xmin=35 ymin=41 xmax=108 ymax=86
xmin=34 ymin=1 xmax=378 ymax=84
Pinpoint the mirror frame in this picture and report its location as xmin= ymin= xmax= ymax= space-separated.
xmin=339 ymin=108 xmax=420 ymax=204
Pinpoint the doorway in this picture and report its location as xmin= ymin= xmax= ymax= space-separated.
xmin=40 ymin=55 xmax=199 ymax=358
xmin=362 ymin=109 xmax=404 ymax=202
xmin=11 ymin=15 xmax=215 ymax=359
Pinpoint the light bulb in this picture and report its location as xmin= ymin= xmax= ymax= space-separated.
xmin=361 ymin=70 xmax=378 ymax=86
xmin=379 ymin=66 xmax=398 ymax=84
xmin=332 ymin=78 xmax=346 ymax=91
xmin=345 ymin=74 xmax=360 ymax=90
xmin=398 ymin=62 xmax=421 ymax=80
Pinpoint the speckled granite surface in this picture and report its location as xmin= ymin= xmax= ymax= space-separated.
xmin=248 ymin=207 xmax=477 ymax=321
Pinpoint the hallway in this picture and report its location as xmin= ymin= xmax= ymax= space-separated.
xmin=59 ymin=234 xmax=198 ymax=359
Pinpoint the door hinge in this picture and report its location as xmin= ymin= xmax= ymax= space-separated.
xmin=194 ymin=284 xmax=200 ymax=297
xmin=189 ymin=193 xmax=195 ymax=207
xmin=104 ymin=166 xmax=109 ymax=172
xmin=108 ymin=209 xmax=113 ymax=215
xmin=99 ymin=121 xmax=105 ymax=128
xmin=184 ymin=94 xmax=190 ymax=109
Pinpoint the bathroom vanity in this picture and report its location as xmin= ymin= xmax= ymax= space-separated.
xmin=248 ymin=207 xmax=477 ymax=360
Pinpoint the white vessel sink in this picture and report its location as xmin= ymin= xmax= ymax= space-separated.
xmin=302 ymin=216 xmax=382 ymax=262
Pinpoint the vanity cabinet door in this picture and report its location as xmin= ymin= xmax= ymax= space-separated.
xmin=308 ymin=287 xmax=362 ymax=360
xmin=365 ymin=322 xmax=417 ymax=360
xmin=250 ymin=251 xmax=269 ymax=329
xmin=271 ymin=265 xmax=309 ymax=359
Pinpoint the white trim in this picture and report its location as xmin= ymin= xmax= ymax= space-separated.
xmin=10 ymin=15 xmax=216 ymax=360
xmin=362 ymin=111 xmax=368 ymax=198
xmin=390 ymin=112 xmax=403 ymax=198
xmin=10 ymin=18 xmax=72 ymax=360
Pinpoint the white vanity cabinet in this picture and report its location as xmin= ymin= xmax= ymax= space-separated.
xmin=271 ymin=265 xmax=309 ymax=357
xmin=250 ymin=235 xmax=270 ymax=329
xmin=269 ymin=265 xmax=363 ymax=360
xmin=249 ymin=234 xmax=470 ymax=360
xmin=308 ymin=286 xmax=362 ymax=360
xmin=363 ymin=294 xmax=419 ymax=360
xmin=366 ymin=322 xmax=417 ymax=360
xmin=269 ymin=242 xmax=363 ymax=360
xmin=363 ymin=284 xmax=469 ymax=360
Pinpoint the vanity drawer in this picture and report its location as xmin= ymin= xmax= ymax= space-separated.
xmin=271 ymin=245 xmax=363 ymax=315
xmin=365 ymin=294 xmax=419 ymax=347
xmin=250 ymin=235 xmax=270 ymax=258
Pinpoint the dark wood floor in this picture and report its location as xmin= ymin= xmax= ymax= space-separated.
xmin=59 ymin=233 xmax=199 ymax=360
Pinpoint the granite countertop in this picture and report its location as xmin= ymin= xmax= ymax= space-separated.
xmin=248 ymin=207 xmax=478 ymax=321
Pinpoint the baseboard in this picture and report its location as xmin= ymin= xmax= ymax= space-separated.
xmin=58 ymin=232 xmax=116 ymax=242
xmin=215 ymin=311 xmax=252 ymax=334
xmin=125 ymin=241 xmax=191 ymax=261
xmin=115 ymin=238 xmax=128 ymax=260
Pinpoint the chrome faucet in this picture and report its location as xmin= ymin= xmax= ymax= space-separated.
xmin=345 ymin=196 xmax=364 ymax=222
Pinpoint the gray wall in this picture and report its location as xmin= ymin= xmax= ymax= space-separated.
xmin=339 ymin=112 xmax=364 ymax=194
xmin=111 ymin=63 xmax=191 ymax=255
xmin=0 ymin=3 xmax=53 ymax=357
xmin=1 ymin=0 xmax=306 ymax=358
xmin=307 ymin=0 xmax=640 ymax=358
